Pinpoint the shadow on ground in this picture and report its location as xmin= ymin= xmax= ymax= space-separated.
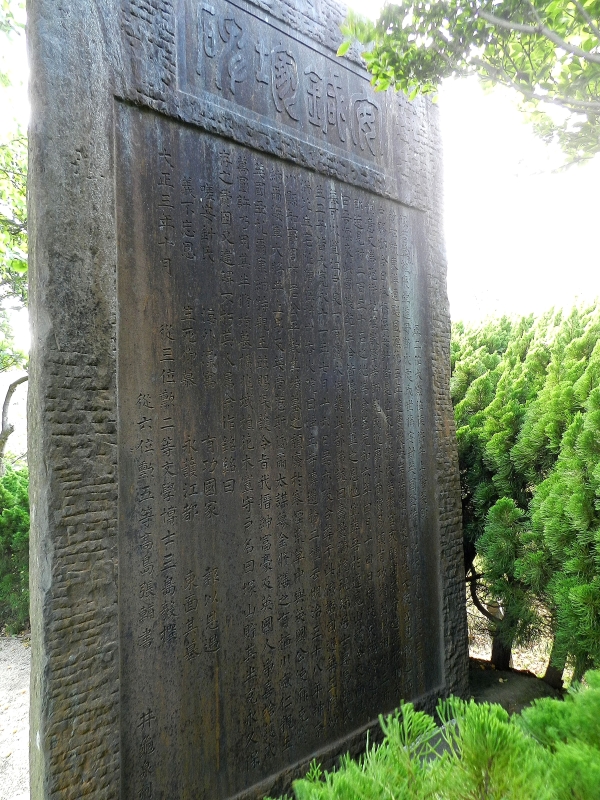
xmin=468 ymin=656 xmax=563 ymax=715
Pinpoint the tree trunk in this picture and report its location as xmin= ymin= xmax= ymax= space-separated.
xmin=490 ymin=634 xmax=513 ymax=670
xmin=0 ymin=374 xmax=28 ymax=476
xmin=487 ymin=602 xmax=513 ymax=670
xmin=467 ymin=571 xmax=514 ymax=669
xmin=542 ymin=638 xmax=565 ymax=689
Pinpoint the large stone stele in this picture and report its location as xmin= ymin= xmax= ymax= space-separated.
xmin=27 ymin=0 xmax=468 ymax=798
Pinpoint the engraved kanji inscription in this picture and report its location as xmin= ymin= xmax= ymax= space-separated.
xmin=117 ymin=106 xmax=443 ymax=799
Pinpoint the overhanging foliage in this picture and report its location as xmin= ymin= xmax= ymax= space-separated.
xmin=340 ymin=1 xmax=600 ymax=164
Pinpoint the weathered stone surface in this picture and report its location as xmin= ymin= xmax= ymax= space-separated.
xmin=28 ymin=1 xmax=468 ymax=798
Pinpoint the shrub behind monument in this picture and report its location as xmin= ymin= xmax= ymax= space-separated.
xmin=0 ymin=467 xmax=29 ymax=633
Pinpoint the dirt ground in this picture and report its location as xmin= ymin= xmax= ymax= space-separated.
xmin=468 ymin=657 xmax=562 ymax=714
xmin=0 ymin=613 xmax=564 ymax=800
xmin=466 ymin=601 xmax=565 ymax=713
xmin=0 ymin=635 xmax=30 ymax=800
xmin=467 ymin=600 xmax=559 ymax=678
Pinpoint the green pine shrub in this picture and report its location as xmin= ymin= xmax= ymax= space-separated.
xmin=291 ymin=705 xmax=445 ymax=800
xmin=520 ymin=670 xmax=600 ymax=799
xmin=436 ymin=697 xmax=552 ymax=800
xmin=265 ymin=671 xmax=600 ymax=800
xmin=0 ymin=466 xmax=30 ymax=633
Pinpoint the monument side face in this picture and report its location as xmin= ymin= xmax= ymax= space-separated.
xmin=28 ymin=1 xmax=468 ymax=798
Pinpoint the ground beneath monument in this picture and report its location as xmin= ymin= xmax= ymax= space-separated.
xmin=0 ymin=635 xmax=29 ymax=800
xmin=467 ymin=658 xmax=562 ymax=714
xmin=0 ymin=631 xmax=563 ymax=800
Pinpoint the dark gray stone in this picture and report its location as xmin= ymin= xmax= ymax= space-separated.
xmin=27 ymin=1 xmax=468 ymax=798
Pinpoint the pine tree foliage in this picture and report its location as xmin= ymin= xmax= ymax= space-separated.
xmin=452 ymin=303 xmax=600 ymax=673
xmin=513 ymin=306 xmax=600 ymax=483
xmin=520 ymin=670 xmax=600 ymax=798
xmin=453 ymin=313 xmax=551 ymax=547
xmin=527 ymin=386 xmax=600 ymax=676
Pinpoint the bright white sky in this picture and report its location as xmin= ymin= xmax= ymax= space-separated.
xmin=1 ymin=2 xmax=599 ymax=339
xmin=440 ymin=78 xmax=600 ymax=323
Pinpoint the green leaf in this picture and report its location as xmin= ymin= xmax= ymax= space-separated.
xmin=336 ymin=39 xmax=351 ymax=57
xmin=9 ymin=257 xmax=26 ymax=274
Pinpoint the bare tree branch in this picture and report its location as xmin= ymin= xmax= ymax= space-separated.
xmin=0 ymin=374 xmax=27 ymax=477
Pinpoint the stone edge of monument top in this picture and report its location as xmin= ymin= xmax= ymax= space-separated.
xmin=27 ymin=0 xmax=469 ymax=798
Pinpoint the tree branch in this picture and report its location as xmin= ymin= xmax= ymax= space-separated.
xmin=2 ymin=375 xmax=27 ymax=434
xmin=0 ymin=166 xmax=27 ymax=180
xmin=0 ymin=211 xmax=27 ymax=236
xmin=524 ymin=0 xmax=553 ymax=31
xmin=467 ymin=569 xmax=498 ymax=623
xmin=471 ymin=57 xmax=600 ymax=111
xmin=477 ymin=9 xmax=600 ymax=64
xmin=571 ymin=0 xmax=600 ymax=42
xmin=431 ymin=30 xmax=463 ymax=69
xmin=0 ymin=374 xmax=28 ymax=477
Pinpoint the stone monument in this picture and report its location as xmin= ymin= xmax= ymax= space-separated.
xmin=28 ymin=0 xmax=468 ymax=798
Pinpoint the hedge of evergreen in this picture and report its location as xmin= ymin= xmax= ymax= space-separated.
xmin=0 ymin=467 xmax=29 ymax=633
xmin=451 ymin=304 xmax=600 ymax=678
